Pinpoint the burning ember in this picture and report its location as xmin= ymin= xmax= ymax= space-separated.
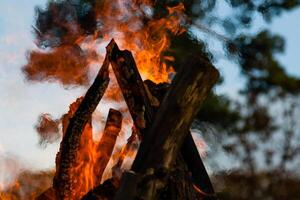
xmin=2 ymin=1 xmax=220 ymax=199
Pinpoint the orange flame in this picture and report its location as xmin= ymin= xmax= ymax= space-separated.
xmin=87 ymin=1 xmax=186 ymax=83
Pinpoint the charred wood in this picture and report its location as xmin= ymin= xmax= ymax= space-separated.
xmin=144 ymin=80 xmax=217 ymax=198
xmin=94 ymin=108 xmax=122 ymax=185
xmin=106 ymin=39 xmax=154 ymax=132
xmin=53 ymin=54 xmax=110 ymax=199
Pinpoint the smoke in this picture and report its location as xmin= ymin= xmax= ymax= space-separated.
xmin=0 ymin=147 xmax=54 ymax=199
xmin=33 ymin=0 xmax=96 ymax=48
xmin=191 ymin=131 xmax=208 ymax=158
xmin=23 ymin=0 xmax=186 ymax=87
xmin=0 ymin=169 xmax=54 ymax=199
xmin=22 ymin=45 xmax=91 ymax=86
xmin=0 ymin=153 xmax=22 ymax=191
xmin=35 ymin=113 xmax=61 ymax=147
xmin=22 ymin=0 xmax=98 ymax=87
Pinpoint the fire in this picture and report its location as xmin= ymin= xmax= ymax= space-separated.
xmin=2 ymin=1 xmax=189 ymax=199
xmin=91 ymin=1 xmax=186 ymax=83
xmin=58 ymin=98 xmax=97 ymax=199
xmin=63 ymin=3 xmax=187 ymax=196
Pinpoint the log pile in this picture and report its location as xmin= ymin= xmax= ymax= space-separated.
xmin=37 ymin=39 xmax=219 ymax=200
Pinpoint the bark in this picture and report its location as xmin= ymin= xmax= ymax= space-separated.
xmin=53 ymin=54 xmax=110 ymax=200
xmin=94 ymin=108 xmax=123 ymax=185
xmin=117 ymin=55 xmax=219 ymax=200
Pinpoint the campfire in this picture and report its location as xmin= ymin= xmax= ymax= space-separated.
xmin=2 ymin=1 xmax=220 ymax=199
xmin=33 ymin=39 xmax=219 ymax=200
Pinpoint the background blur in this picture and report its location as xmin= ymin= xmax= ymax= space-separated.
xmin=1 ymin=1 xmax=300 ymax=199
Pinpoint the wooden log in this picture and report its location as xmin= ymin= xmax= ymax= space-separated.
xmin=117 ymin=55 xmax=219 ymax=200
xmin=36 ymin=98 xmax=93 ymax=200
xmin=53 ymin=54 xmax=110 ymax=200
xmin=161 ymin=154 xmax=199 ymax=200
xmin=106 ymin=39 xmax=154 ymax=132
xmin=94 ymin=108 xmax=122 ymax=185
xmin=144 ymin=80 xmax=217 ymax=197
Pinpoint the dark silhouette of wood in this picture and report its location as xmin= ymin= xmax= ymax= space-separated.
xmin=144 ymin=80 xmax=217 ymax=197
xmin=115 ymin=55 xmax=219 ymax=200
xmin=94 ymin=108 xmax=123 ymax=185
xmin=53 ymin=54 xmax=110 ymax=199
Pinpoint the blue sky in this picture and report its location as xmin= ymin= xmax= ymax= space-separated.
xmin=0 ymin=0 xmax=300 ymax=184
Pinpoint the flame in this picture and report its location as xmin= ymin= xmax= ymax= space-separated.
xmin=57 ymin=97 xmax=129 ymax=199
xmin=91 ymin=1 xmax=186 ymax=83
xmin=78 ymin=0 xmax=186 ymax=84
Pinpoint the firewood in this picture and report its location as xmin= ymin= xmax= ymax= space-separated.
xmin=116 ymin=55 xmax=219 ymax=200
xmin=106 ymin=39 xmax=154 ymax=132
xmin=162 ymin=154 xmax=199 ymax=200
xmin=53 ymin=53 xmax=110 ymax=200
xmin=145 ymin=79 xmax=217 ymax=197
xmin=94 ymin=108 xmax=123 ymax=185
xmin=143 ymin=80 xmax=170 ymax=104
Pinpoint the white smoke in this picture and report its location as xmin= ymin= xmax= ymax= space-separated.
xmin=0 ymin=146 xmax=22 ymax=191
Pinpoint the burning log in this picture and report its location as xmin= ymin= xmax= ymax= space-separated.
xmin=53 ymin=54 xmax=110 ymax=199
xmin=107 ymin=39 xmax=154 ymax=132
xmin=115 ymin=55 xmax=219 ymax=199
xmin=94 ymin=108 xmax=123 ymax=185
xmin=144 ymin=79 xmax=217 ymax=197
